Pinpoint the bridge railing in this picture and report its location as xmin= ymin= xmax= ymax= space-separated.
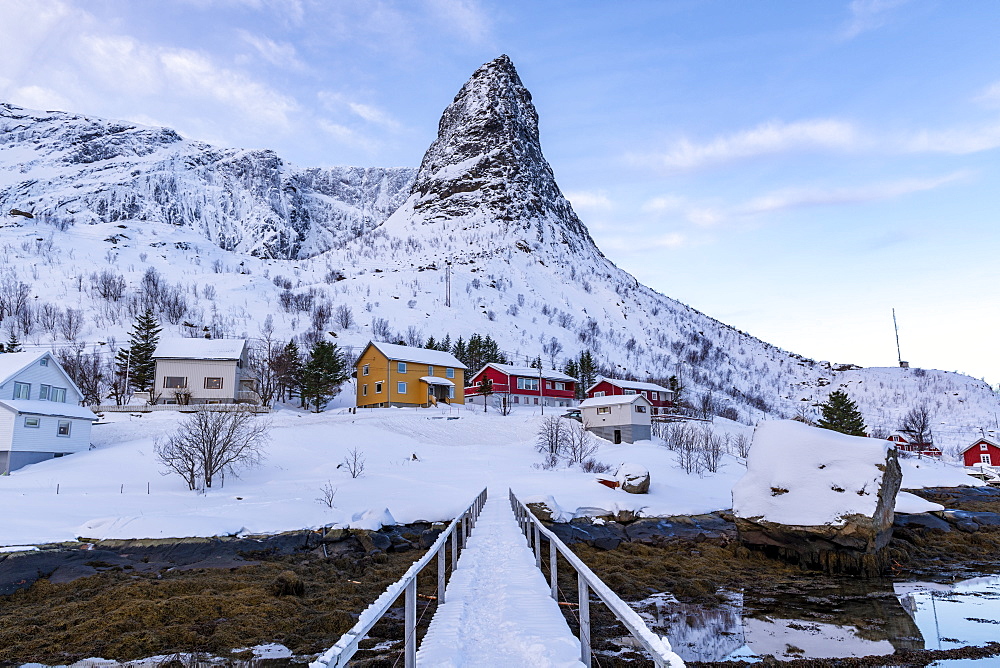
xmin=509 ymin=489 xmax=684 ymax=668
xmin=311 ymin=487 xmax=488 ymax=668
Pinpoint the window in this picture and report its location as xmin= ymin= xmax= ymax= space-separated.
xmin=597 ymin=406 xmax=611 ymax=414
xmin=164 ymin=377 xmax=187 ymax=389
xmin=624 ymin=389 xmax=636 ymax=395
xmin=57 ymin=420 xmax=71 ymax=437
xmin=446 ymin=368 xmax=455 ymax=379
xmin=375 ymin=382 xmax=383 ymax=394
xmin=40 ymin=358 xmax=48 ymax=367
xmin=13 ymin=382 xmax=30 ymax=399
xmin=635 ymin=405 xmax=647 ymax=413
xmin=448 ymin=386 xmax=455 ymax=399
xmin=428 ymin=366 xmax=434 ymax=376
xmin=39 ymin=384 xmax=50 ymax=400
xmin=594 ymin=391 xmax=605 ymax=397
xmin=513 ymin=395 xmax=519 ymax=404
xmin=50 ymin=387 xmax=67 ymax=403
xmin=533 ymin=397 xmax=539 ymax=405
xmin=982 ymin=444 xmax=989 ymax=451
xmin=24 ymin=417 xmax=39 ymax=428
xmin=555 ymin=382 xmax=565 ymax=391
xmin=651 ymin=392 xmax=658 ymax=401
xmin=516 ymin=377 xmax=539 ymax=391
xmin=363 ymin=364 xmax=370 ymax=376
xmin=640 ymin=391 xmax=648 ymax=398
xmin=982 ymin=454 xmax=992 ymax=465
xmin=398 ymin=382 xmax=407 ymax=394
xmin=397 ymin=362 xmax=407 ymax=374
xmin=362 ymin=384 xmax=368 ymax=396
xmin=204 ymin=377 xmax=223 ymax=390
xmin=546 ymin=381 xmax=553 ymax=389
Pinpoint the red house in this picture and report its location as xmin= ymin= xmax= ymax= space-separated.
xmin=585 ymin=378 xmax=674 ymax=416
xmin=886 ymin=433 xmax=942 ymax=457
xmin=466 ymin=363 xmax=578 ymax=408
xmin=962 ymin=438 xmax=1000 ymax=467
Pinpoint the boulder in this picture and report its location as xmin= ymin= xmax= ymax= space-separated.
xmin=526 ymin=501 xmax=554 ymax=522
xmin=733 ymin=421 xmax=902 ymax=576
xmin=617 ymin=463 xmax=650 ymax=494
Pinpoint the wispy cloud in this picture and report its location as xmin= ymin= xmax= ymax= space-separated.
xmin=566 ymin=190 xmax=612 ymax=211
xmin=318 ymin=91 xmax=401 ymax=131
xmin=318 ymin=119 xmax=379 ymax=151
xmin=904 ymin=125 xmax=1000 ymax=154
xmin=635 ymin=119 xmax=860 ymax=172
xmin=424 ymin=0 xmax=491 ymax=44
xmin=237 ymin=30 xmax=306 ymax=71
xmin=8 ymin=85 xmax=70 ymax=111
xmin=841 ymin=0 xmax=911 ymax=39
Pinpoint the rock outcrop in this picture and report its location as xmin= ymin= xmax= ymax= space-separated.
xmin=733 ymin=420 xmax=902 ymax=576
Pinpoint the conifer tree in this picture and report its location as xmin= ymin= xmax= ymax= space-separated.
xmin=576 ymin=350 xmax=597 ymax=400
xmin=116 ymin=307 xmax=161 ymax=394
xmin=667 ymin=375 xmax=684 ymax=408
xmin=817 ymin=390 xmax=867 ymax=436
xmin=478 ymin=376 xmax=493 ymax=412
xmin=300 ymin=340 xmax=348 ymax=412
xmin=425 ymin=336 xmax=438 ymax=351
xmin=4 ymin=331 xmax=23 ymax=353
xmin=274 ymin=340 xmax=302 ymax=402
xmin=452 ymin=336 xmax=467 ymax=368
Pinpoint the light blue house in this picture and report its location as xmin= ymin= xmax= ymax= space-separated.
xmin=0 ymin=351 xmax=96 ymax=474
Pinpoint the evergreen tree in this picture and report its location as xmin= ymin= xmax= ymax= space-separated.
xmin=300 ymin=340 xmax=349 ymax=412
xmin=441 ymin=334 xmax=452 ymax=353
xmin=478 ymin=376 xmax=493 ymax=413
xmin=4 ymin=331 xmax=23 ymax=353
xmin=274 ymin=340 xmax=302 ymax=402
xmin=425 ymin=336 xmax=438 ymax=351
xmin=529 ymin=355 xmax=542 ymax=369
xmin=576 ymin=350 xmax=597 ymax=400
xmin=817 ymin=390 xmax=867 ymax=436
xmin=667 ymin=375 xmax=684 ymax=408
xmin=452 ymin=336 xmax=467 ymax=368
xmin=115 ymin=308 xmax=161 ymax=394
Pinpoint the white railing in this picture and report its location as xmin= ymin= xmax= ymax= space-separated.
xmin=90 ymin=403 xmax=270 ymax=414
xmin=311 ymin=488 xmax=488 ymax=668
xmin=509 ymin=490 xmax=683 ymax=668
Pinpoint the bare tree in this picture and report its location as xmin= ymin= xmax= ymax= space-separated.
xmin=536 ymin=416 xmax=568 ymax=467
xmin=900 ymin=402 xmax=934 ymax=446
xmin=316 ymin=481 xmax=338 ymax=508
xmin=246 ymin=339 xmax=280 ymax=407
xmin=342 ymin=447 xmax=366 ymax=478
xmin=155 ymin=407 xmax=270 ymax=490
xmin=543 ymin=337 xmax=563 ymax=369
xmin=93 ymin=270 xmax=126 ymax=301
xmin=54 ymin=346 xmax=108 ymax=406
xmin=371 ymin=317 xmax=392 ymax=340
xmin=334 ymin=304 xmax=355 ymax=329
xmin=732 ymin=432 xmax=752 ymax=459
xmin=493 ymin=393 xmax=513 ymax=416
xmin=404 ymin=325 xmax=423 ymax=347
xmin=700 ymin=425 xmax=725 ymax=473
xmin=59 ymin=308 xmax=84 ymax=341
xmin=564 ymin=420 xmax=598 ymax=465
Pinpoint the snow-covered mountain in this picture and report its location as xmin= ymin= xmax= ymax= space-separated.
xmin=0 ymin=55 xmax=996 ymax=453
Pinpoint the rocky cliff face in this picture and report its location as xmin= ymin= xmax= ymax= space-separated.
xmin=382 ymin=55 xmax=601 ymax=259
xmin=0 ymin=103 xmax=415 ymax=259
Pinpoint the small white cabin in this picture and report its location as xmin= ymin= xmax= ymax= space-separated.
xmin=152 ymin=339 xmax=252 ymax=405
xmin=0 ymin=351 xmax=95 ymax=473
xmin=578 ymin=394 xmax=652 ymax=444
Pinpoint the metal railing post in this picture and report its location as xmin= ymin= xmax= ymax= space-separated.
xmin=533 ymin=524 xmax=541 ymax=568
xmin=549 ymin=537 xmax=558 ymax=600
xmin=437 ymin=543 xmax=446 ymax=604
xmin=451 ymin=525 xmax=458 ymax=571
xmin=461 ymin=514 xmax=468 ymax=548
xmin=578 ymin=577 xmax=591 ymax=667
xmin=405 ymin=577 xmax=417 ymax=668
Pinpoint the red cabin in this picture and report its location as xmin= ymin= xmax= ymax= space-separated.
xmin=585 ymin=378 xmax=674 ymax=416
xmin=886 ymin=433 xmax=942 ymax=457
xmin=962 ymin=438 xmax=1000 ymax=468
xmin=466 ymin=363 xmax=578 ymax=408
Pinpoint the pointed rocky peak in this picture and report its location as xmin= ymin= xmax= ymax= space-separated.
xmin=404 ymin=55 xmax=600 ymax=257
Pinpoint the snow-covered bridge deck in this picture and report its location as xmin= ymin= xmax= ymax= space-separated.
xmin=416 ymin=492 xmax=584 ymax=667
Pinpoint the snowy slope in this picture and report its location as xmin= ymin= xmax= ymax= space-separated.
xmin=0 ymin=55 xmax=996 ymax=448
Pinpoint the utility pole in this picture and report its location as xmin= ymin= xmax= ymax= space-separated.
xmin=892 ymin=308 xmax=908 ymax=368
xmin=539 ymin=364 xmax=544 ymax=415
xmin=445 ymin=263 xmax=451 ymax=308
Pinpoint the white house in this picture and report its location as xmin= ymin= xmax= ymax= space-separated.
xmin=578 ymin=394 xmax=652 ymax=444
xmin=152 ymin=339 xmax=253 ymax=405
xmin=0 ymin=351 xmax=95 ymax=473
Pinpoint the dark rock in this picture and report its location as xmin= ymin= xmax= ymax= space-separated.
xmin=369 ymin=532 xmax=392 ymax=551
xmin=526 ymin=501 xmax=554 ymax=522
xmin=418 ymin=529 xmax=443 ymax=549
xmin=956 ymin=520 xmax=980 ymax=533
xmin=894 ymin=513 xmax=951 ymax=532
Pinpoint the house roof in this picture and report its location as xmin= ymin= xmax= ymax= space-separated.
xmin=961 ymin=438 xmax=1000 ymax=454
xmin=587 ymin=377 xmax=671 ymax=394
xmin=0 ymin=351 xmax=50 ymax=385
xmin=365 ymin=341 xmax=467 ymax=369
xmin=153 ymin=338 xmax=247 ymax=360
xmin=421 ymin=376 xmax=455 ymax=387
xmin=0 ymin=400 xmax=96 ymax=420
xmin=477 ymin=363 xmax=577 ymax=382
xmin=579 ymin=394 xmax=652 ymax=408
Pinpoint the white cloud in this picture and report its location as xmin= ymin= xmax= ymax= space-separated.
xmin=566 ymin=191 xmax=612 ymax=210
xmin=318 ymin=119 xmax=379 ymax=151
xmin=904 ymin=123 xmax=1000 ymax=154
xmin=8 ymin=85 xmax=71 ymax=111
xmin=842 ymin=0 xmax=911 ymax=39
xmin=318 ymin=91 xmax=401 ymax=131
xmin=638 ymin=119 xmax=860 ymax=172
xmin=424 ymin=0 xmax=491 ymax=44
xmin=238 ymin=30 xmax=307 ymax=71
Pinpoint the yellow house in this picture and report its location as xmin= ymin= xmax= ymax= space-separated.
xmin=356 ymin=341 xmax=467 ymax=408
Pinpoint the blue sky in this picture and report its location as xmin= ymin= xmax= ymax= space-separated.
xmin=2 ymin=0 xmax=999 ymax=386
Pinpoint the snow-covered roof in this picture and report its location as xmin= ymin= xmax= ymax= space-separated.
xmin=961 ymin=438 xmax=1000 ymax=454
xmin=480 ymin=363 xmax=576 ymax=382
xmin=0 ymin=351 xmax=49 ymax=384
xmin=153 ymin=338 xmax=247 ymax=360
xmin=421 ymin=376 xmax=454 ymax=386
xmin=0 ymin=400 xmax=96 ymax=420
xmin=733 ymin=420 xmax=895 ymax=527
xmin=579 ymin=394 xmax=651 ymax=408
xmin=367 ymin=341 xmax=467 ymax=369
xmin=588 ymin=377 xmax=670 ymax=394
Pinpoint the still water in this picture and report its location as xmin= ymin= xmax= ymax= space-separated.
xmin=635 ymin=575 xmax=1000 ymax=664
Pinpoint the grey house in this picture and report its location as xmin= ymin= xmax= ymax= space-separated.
xmin=0 ymin=351 xmax=96 ymax=473
xmin=152 ymin=339 xmax=254 ymax=405
xmin=578 ymin=394 xmax=652 ymax=444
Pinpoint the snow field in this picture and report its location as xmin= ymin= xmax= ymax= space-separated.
xmin=416 ymin=492 xmax=584 ymax=667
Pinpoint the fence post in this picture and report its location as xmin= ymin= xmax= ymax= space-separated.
xmin=437 ymin=543 xmax=446 ymax=604
xmin=533 ymin=524 xmax=541 ymax=568
xmin=579 ymin=577 xmax=591 ymax=668
xmin=405 ymin=577 xmax=417 ymax=668
xmin=550 ymin=538 xmax=558 ymax=600
xmin=451 ymin=524 xmax=458 ymax=571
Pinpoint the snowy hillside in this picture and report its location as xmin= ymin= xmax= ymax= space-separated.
xmin=0 ymin=55 xmax=996 ymax=450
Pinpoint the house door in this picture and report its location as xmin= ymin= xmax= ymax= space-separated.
xmin=614 ymin=429 xmax=622 ymax=444
xmin=982 ymin=454 xmax=992 ymax=465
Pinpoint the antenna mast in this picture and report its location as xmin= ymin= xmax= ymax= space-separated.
xmin=893 ymin=308 xmax=909 ymax=368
